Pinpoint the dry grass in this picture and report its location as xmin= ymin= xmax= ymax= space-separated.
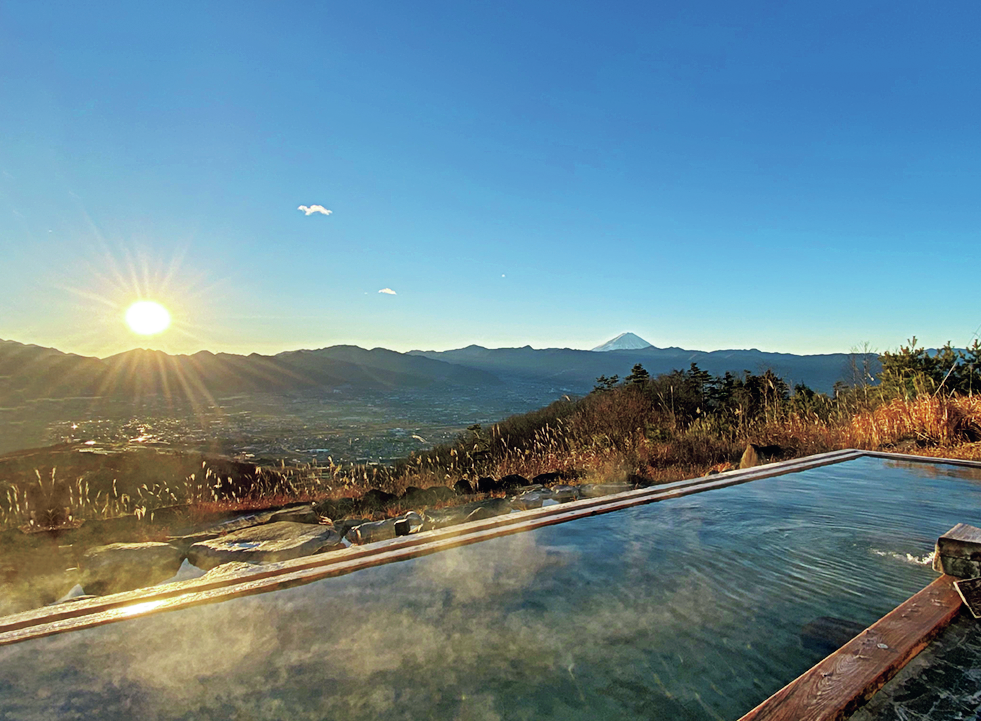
xmin=845 ymin=395 xmax=981 ymax=449
xmin=5 ymin=394 xmax=981 ymax=533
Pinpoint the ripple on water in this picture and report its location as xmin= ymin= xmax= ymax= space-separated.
xmin=1 ymin=456 xmax=979 ymax=720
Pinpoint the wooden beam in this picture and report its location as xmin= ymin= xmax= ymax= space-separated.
xmin=737 ymin=575 xmax=963 ymax=721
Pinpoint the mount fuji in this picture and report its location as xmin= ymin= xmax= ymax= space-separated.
xmin=591 ymin=332 xmax=653 ymax=352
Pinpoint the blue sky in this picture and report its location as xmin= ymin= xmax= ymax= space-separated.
xmin=1 ymin=1 xmax=979 ymax=357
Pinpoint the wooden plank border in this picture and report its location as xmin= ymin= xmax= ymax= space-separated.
xmin=862 ymin=449 xmax=981 ymax=469
xmin=737 ymin=575 xmax=963 ymax=721
xmin=0 ymin=448 xmax=862 ymax=646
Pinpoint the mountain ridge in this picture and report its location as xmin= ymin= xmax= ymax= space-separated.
xmin=0 ymin=336 xmax=876 ymax=407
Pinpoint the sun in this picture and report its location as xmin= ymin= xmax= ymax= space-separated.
xmin=125 ymin=301 xmax=171 ymax=336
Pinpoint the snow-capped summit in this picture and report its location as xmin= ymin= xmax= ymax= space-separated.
xmin=591 ymin=332 xmax=653 ymax=352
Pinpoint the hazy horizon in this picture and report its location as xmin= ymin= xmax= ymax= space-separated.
xmin=1 ymin=331 xmax=886 ymax=361
xmin=2 ymin=3 xmax=979 ymax=359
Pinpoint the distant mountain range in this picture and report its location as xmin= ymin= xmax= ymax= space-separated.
xmin=0 ymin=340 xmax=499 ymax=407
xmin=0 ymin=334 xmax=876 ymax=409
xmin=409 ymin=337 xmax=876 ymax=394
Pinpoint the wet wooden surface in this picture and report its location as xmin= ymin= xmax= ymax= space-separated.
xmin=737 ymin=575 xmax=963 ymax=721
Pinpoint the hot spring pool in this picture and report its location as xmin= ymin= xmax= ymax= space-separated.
xmin=1 ymin=455 xmax=980 ymax=720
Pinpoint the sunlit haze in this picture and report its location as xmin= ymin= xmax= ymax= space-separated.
xmin=1 ymin=2 xmax=979 ymax=359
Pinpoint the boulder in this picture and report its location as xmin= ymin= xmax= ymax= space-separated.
xmin=476 ymin=477 xmax=499 ymax=494
xmin=453 ymin=479 xmax=474 ymax=495
xmin=203 ymin=561 xmax=263 ymax=578
xmin=514 ymin=483 xmax=543 ymax=494
xmin=394 ymin=511 xmax=424 ymax=536
xmin=268 ymin=505 xmax=321 ymax=524
xmin=511 ymin=491 xmax=544 ymax=511
xmin=167 ymin=530 xmax=222 ymax=556
xmin=346 ymin=519 xmax=397 ymax=545
xmin=313 ymin=496 xmax=356 ymax=518
xmin=627 ymin=473 xmax=653 ymax=488
xmin=550 ymin=485 xmax=579 ymax=502
xmin=187 ymin=522 xmax=343 ymax=571
xmin=739 ymin=443 xmax=785 ymax=469
xmin=429 ymin=486 xmax=457 ymax=502
xmin=360 ymin=488 xmax=397 ymax=508
xmin=81 ymin=542 xmax=184 ymax=595
xmin=422 ymin=506 xmax=471 ymax=531
xmin=401 ymin=487 xmax=444 ymax=507
xmin=499 ymin=474 xmax=531 ymax=491
xmin=464 ymin=498 xmax=512 ymax=522
xmin=400 ymin=486 xmax=428 ymax=504
xmin=532 ymin=472 xmax=561 ymax=485
xmin=334 ymin=517 xmax=369 ymax=539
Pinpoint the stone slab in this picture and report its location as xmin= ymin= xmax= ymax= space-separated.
xmin=934 ymin=523 xmax=981 ymax=578
xmin=187 ymin=522 xmax=342 ymax=571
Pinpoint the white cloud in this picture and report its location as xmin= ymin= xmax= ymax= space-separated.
xmin=378 ymin=288 xmax=397 ymax=295
xmin=297 ymin=204 xmax=332 ymax=216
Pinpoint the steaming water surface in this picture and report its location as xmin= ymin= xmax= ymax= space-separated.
xmin=1 ymin=457 xmax=980 ymax=720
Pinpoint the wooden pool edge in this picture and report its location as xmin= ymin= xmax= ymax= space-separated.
xmin=0 ymin=448 xmax=862 ymax=646
xmin=736 ymin=574 xmax=963 ymax=721
xmin=0 ymin=448 xmax=975 ymax=647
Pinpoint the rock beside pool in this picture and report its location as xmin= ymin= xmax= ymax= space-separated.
xmin=313 ymin=496 xmax=356 ymax=519
xmin=422 ymin=506 xmax=470 ymax=531
xmin=187 ymin=522 xmax=343 ymax=571
xmin=399 ymin=486 xmax=433 ymax=505
xmin=203 ymin=561 xmax=264 ymax=578
xmin=499 ymin=474 xmax=531 ymax=491
xmin=550 ymin=485 xmax=579 ymax=502
xmin=476 ymin=477 xmax=498 ymax=493
xmin=81 ymin=542 xmax=184 ymax=595
xmin=360 ymin=488 xmax=398 ymax=509
xmin=346 ymin=518 xmax=397 ymax=545
xmin=268 ymin=504 xmax=320 ymax=524
xmin=739 ymin=443 xmax=786 ymax=469
xmin=511 ymin=491 xmax=545 ymax=511
xmin=627 ymin=473 xmax=654 ymax=487
xmin=934 ymin=523 xmax=981 ymax=578
xmin=428 ymin=486 xmax=457 ymax=503
xmin=465 ymin=498 xmax=512 ymax=522
xmin=579 ymin=483 xmax=633 ymax=498
xmin=399 ymin=487 xmax=456 ymax=507
xmin=394 ymin=511 xmax=424 ymax=536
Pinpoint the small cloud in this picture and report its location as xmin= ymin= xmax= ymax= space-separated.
xmin=378 ymin=288 xmax=397 ymax=295
xmin=297 ymin=204 xmax=332 ymax=216
xmin=501 ymin=274 xmax=506 ymax=278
